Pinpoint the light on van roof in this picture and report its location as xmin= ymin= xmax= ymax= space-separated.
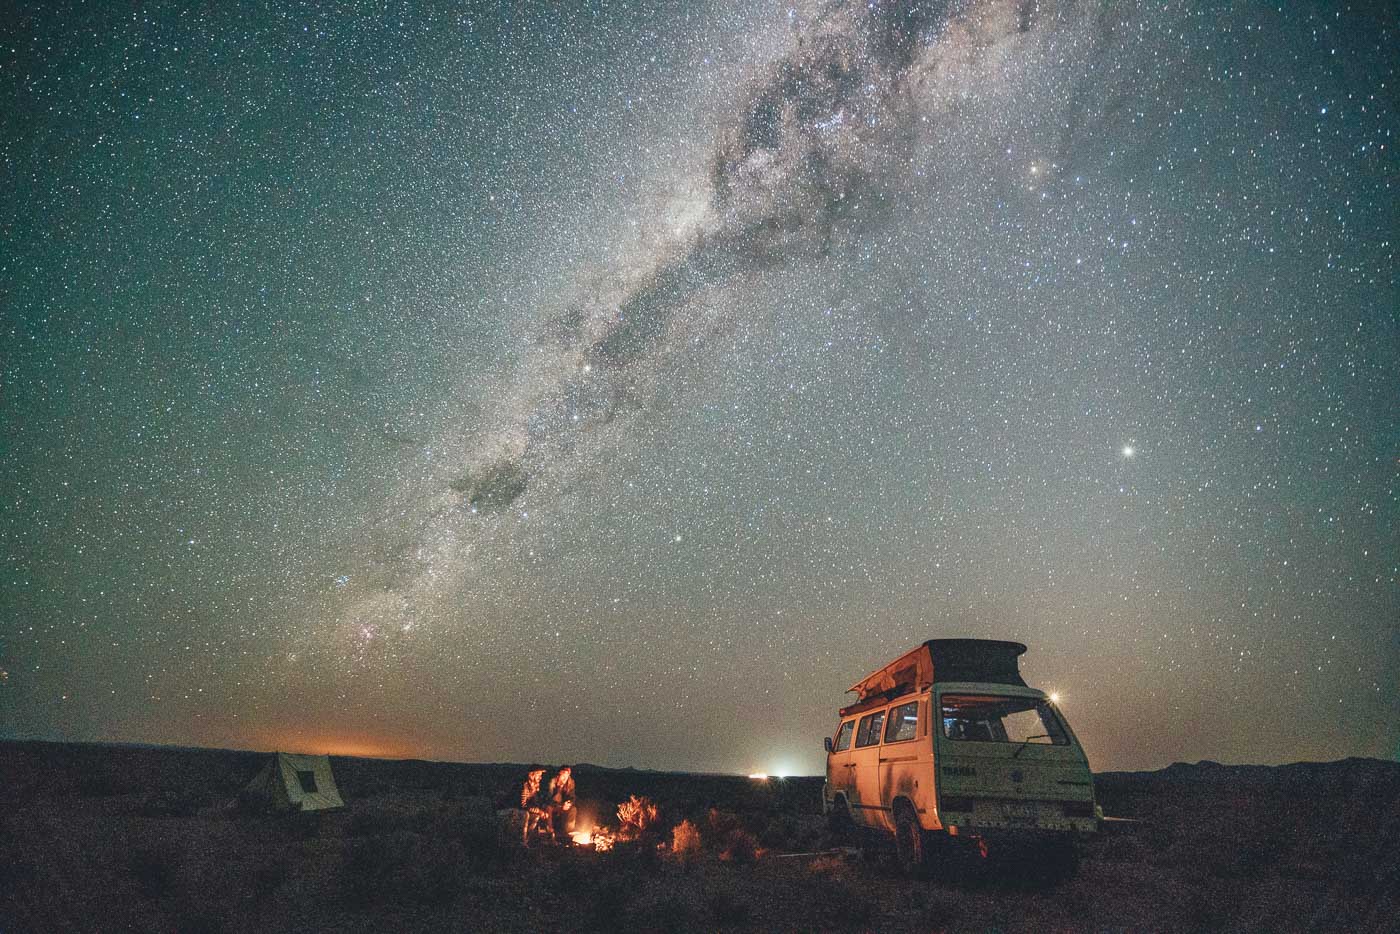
xmin=1049 ymin=692 xmax=1061 ymax=704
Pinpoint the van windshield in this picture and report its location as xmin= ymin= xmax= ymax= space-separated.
xmin=940 ymin=694 xmax=1069 ymax=746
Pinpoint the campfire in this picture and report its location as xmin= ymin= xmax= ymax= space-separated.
xmin=569 ymin=826 xmax=616 ymax=851
xmin=568 ymin=794 xmax=657 ymax=851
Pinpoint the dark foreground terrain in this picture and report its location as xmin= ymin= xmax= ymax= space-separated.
xmin=2 ymin=741 xmax=1397 ymax=933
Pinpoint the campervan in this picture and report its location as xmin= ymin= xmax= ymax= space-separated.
xmin=823 ymin=639 xmax=1098 ymax=872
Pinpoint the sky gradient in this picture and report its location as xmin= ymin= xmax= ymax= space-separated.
xmin=3 ymin=0 xmax=1397 ymax=775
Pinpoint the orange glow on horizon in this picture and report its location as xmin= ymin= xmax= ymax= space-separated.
xmin=243 ymin=728 xmax=420 ymax=760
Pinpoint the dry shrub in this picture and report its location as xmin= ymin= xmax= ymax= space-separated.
xmin=585 ymin=877 xmax=634 ymax=930
xmin=807 ymin=854 xmax=849 ymax=876
xmin=617 ymin=794 xmax=659 ymax=840
xmin=707 ymin=887 xmax=752 ymax=926
xmin=759 ymin=814 xmax=798 ymax=850
xmin=626 ymin=892 xmax=698 ymax=934
xmin=0 ymin=823 xmax=36 ymax=891
xmin=141 ymin=788 xmax=206 ymax=818
xmin=346 ymin=805 xmax=394 ymax=837
xmin=76 ymin=770 xmax=125 ymax=798
xmin=671 ymin=819 xmax=702 ymax=857
xmin=604 ymin=836 xmax=663 ymax=874
xmin=172 ymin=905 xmax=225 ymax=934
xmin=720 ymin=827 xmax=759 ymax=864
xmin=130 ymin=846 xmax=178 ymax=899
xmin=342 ymin=832 xmax=467 ymax=908
xmin=251 ymin=854 xmax=291 ymax=900
xmin=821 ymin=878 xmax=877 ymax=931
xmin=457 ymin=809 xmax=512 ymax=871
xmin=705 ymin=808 xmax=742 ymax=848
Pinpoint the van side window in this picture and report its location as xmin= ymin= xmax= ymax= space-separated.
xmin=884 ymin=701 xmax=918 ymax=743
xmin=833 ymin=720 xmax=855 ymax=752
xmin=855 ymin=711 xmax=886 ymax=748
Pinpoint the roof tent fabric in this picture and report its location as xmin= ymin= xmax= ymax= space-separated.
xmin=925 ymin=639 xmax=1028 ymax=687
xmin=841 ymin=639 xmax=1028 ymax=715
xmin=243 ymin=752 xmax=345 ymax=812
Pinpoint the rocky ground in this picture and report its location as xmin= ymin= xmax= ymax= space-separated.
xmin=3 ymin=741 xmax=1397 ymax=932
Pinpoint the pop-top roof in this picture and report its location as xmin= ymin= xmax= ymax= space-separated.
xmin=839 ymin=639 xmax=1028 ymax=717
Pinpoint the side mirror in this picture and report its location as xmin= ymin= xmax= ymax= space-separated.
xmin=823 ymin=736 xmax=834 ymax=754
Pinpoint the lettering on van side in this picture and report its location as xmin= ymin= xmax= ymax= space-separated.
xmin=942 ymin=765 xmax=977 ymax=777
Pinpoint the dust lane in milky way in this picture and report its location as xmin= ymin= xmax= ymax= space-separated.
xmin=3 ymin=0 xmax=1396 ymax=774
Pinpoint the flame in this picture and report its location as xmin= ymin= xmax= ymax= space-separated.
xmin=570 ymin=826 xmax=615 ymax=851
xmin=552 ymin=790 xmax=657 ymax=852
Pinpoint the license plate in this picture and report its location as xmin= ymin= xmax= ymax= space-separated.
xmin=1002 ymin=802 xmax=1037 ymax=820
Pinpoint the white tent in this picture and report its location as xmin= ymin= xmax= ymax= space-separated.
xmin=242 ymin=752 xmax=345 ymax=812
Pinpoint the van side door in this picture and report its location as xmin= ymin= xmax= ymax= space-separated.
xmin=877 ymin=699 xmax=926 ymax=826
xmin=825 ymin=719 xmax=856 ymax=813
xmin=849 ymin=709 xmax=888 ymax=829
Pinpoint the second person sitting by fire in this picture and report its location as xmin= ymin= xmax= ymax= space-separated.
xmin=549 ymin=766 xmax=576 ymax=842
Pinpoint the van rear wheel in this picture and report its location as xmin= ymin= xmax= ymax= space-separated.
xmin=893 ymin=802 xmax=929 ymax=876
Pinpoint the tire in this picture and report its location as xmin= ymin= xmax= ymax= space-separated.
xmin=893 ymin=802 xmax=929 ymax=876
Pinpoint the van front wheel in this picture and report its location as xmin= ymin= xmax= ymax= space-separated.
xmin=893 ymin=802 xmax=928 ymax=876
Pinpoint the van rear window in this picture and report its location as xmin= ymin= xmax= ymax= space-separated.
xmin=940 ymin=694 xmax=1068 ymax=746
xmin=855 ymin=711 xmax=885 ymax=748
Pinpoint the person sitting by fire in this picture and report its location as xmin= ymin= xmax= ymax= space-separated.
xmin=548 ymin=766 xmax=576 ymax=843
xmin=520 ymin=767 xmax=551 ymax=845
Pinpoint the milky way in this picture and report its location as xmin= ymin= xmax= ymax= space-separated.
xmin=3 ymin=1 xmax=1396 ymax=773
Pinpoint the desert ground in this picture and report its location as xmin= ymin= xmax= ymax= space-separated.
xmin=2 ymin=741 xmax=1397 ymax=933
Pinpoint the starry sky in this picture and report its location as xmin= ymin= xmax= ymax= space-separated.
xmin=3 ymin=0 xmax=1396 ymax=775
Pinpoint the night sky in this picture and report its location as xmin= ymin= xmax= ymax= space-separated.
xmin=3 ymin=1 xmax=1396 ymax=776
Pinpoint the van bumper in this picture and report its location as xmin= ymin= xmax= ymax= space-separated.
xmin=947 ymin=816 xmax=1098 ymax=837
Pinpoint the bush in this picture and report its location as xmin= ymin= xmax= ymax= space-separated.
xmin=586 ymin=878 xmax=634 ymax=930
xmin=0 ymin=847 xmax=35 ymax=891
xmin=626 ymin=892 xmax=697 ymax=934
xmin=251 ymin=854 xmax=290 ymax=900
xmin=141 ymin=789 xmax=206 ymax=818
xmin=346 ymin=807 xmax=394 ymax=837
xmin=172 ymin=906 xmax=225 ymax=934
xmin=705 ymin=808 xmax=745 ymax=855
xmin=822 ymin=878 xmax=877 ymax=931
xmin=457 ymin=811 xmax=511 ymax=872
xmin=342 ymin=832 xmax=470 ymax=909
xmin=130 ymin=846 xmax=178 ymax=899
xmin=720 ymin=828 xmax=758 ymax=864
xmin=759 ymin=815 xmax=798 ymax=851
xmin=604 ymin=837 xmax=662 ymax=875
xmin=670 ymin=819 xmax=702 ymax=858
xmin=707 ymin=888 xmax=752 ymax=926
xmin=77 ymin=771 xmax=124 ymax=798
xmin=616 ymin=794 xmax=660 ymax=840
